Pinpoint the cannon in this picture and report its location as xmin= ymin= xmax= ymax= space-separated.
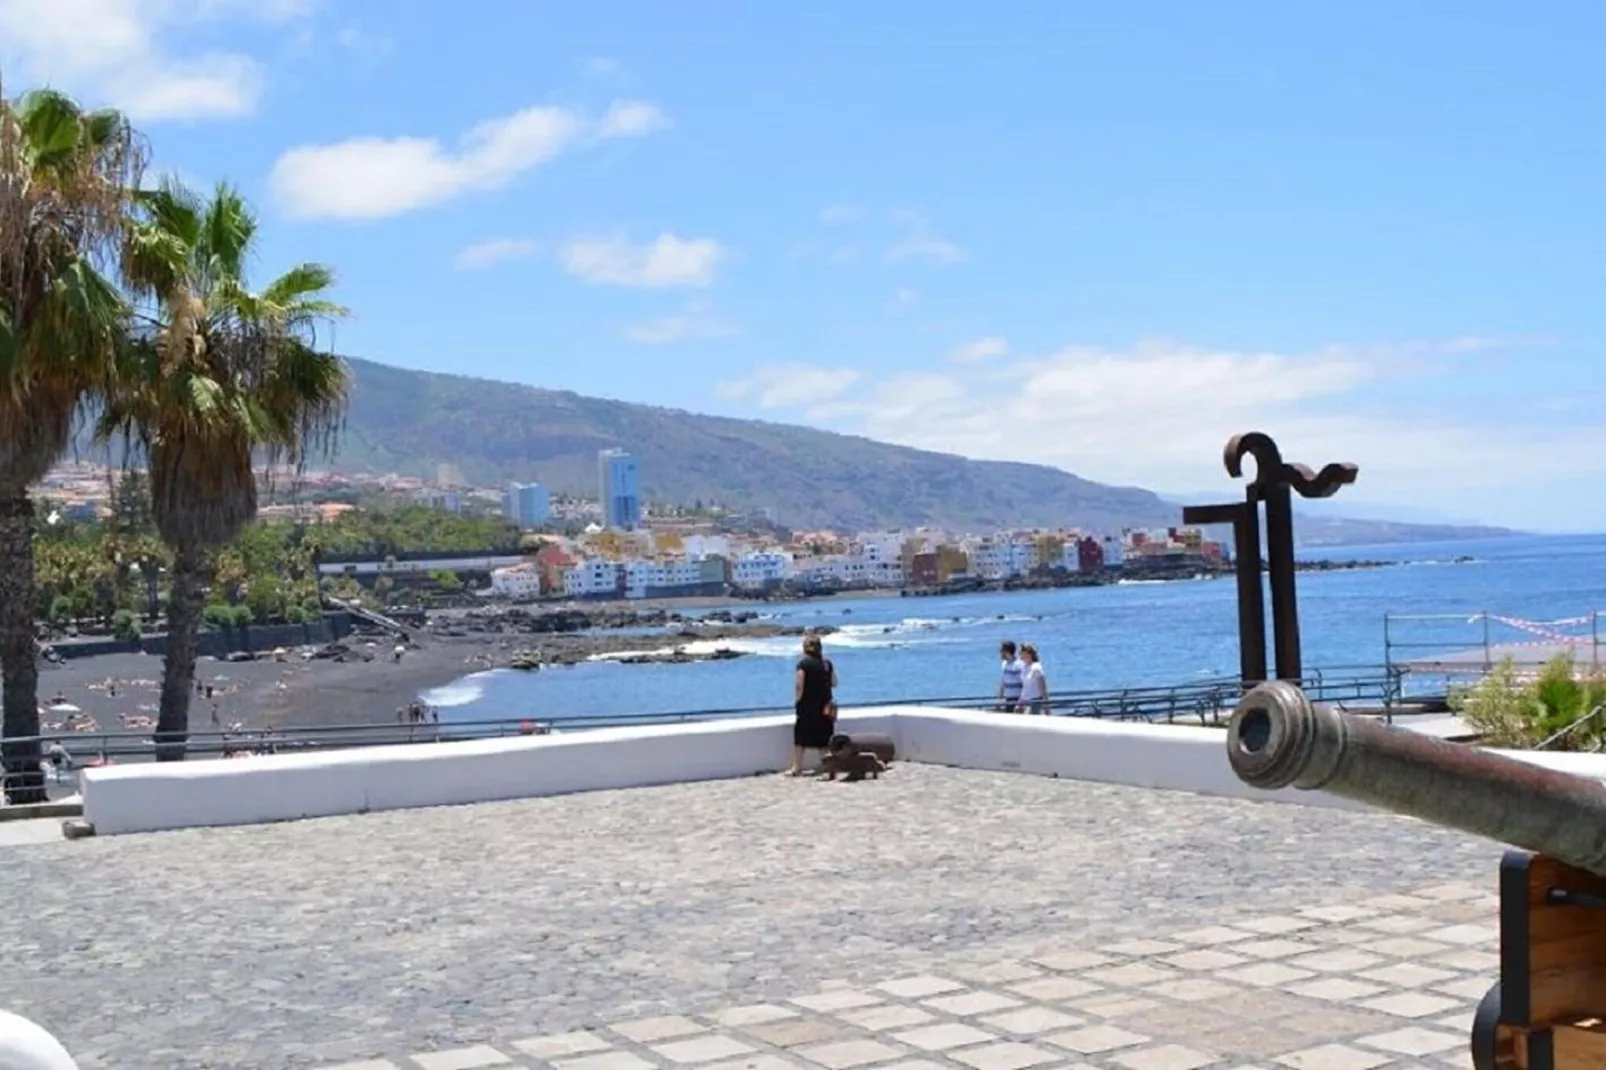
xmin=1227 ymin=681 xmax=1606 ymax=1070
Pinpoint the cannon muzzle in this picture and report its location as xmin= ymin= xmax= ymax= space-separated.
xmin=1227 ymin=681 xmax=1606 ymax=876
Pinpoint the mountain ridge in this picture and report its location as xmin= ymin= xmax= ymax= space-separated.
xmin=332 ymin=357 xmax=1519 ymax=545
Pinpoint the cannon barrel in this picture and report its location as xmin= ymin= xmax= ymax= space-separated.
xmin=1227 ymin=680 xmax=1606 ymax=876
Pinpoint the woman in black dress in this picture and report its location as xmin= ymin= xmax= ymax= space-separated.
xmin=787 ymin=634 xmax=837 ymax=776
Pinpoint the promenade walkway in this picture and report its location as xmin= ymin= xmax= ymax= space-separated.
xmin=1 ymin=766 xmax=1500 ymax=1069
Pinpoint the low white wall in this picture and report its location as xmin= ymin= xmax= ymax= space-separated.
xmin=80 ymin=710 xmax=897 ymax=837
xmin=80 ymin=704 xmax=1606 ymax=837
xmin=882 ymin=705 xmax=1367 ymax=811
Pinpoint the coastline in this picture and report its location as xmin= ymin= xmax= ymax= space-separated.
xmin=24 ymin=556 xmax=1408 ymax=741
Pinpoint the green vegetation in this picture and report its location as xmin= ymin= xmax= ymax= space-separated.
xmin=1450 ymin=654 xmax=1606 ymax=749
xmin=333 ymin=357 xmax=1184 ymax=533
xmin=0 ymin=79 xmax=362 ymax=789
xmin=105 ymin=178 xmax=350 ymax=758
xmin=32 ymin=500 xmax=514 ymax=629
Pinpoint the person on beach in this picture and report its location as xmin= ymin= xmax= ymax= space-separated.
xmin=786 ymin=634 xmax=837 ymax=776
xmin=1019 ymin=644 xmax=1049 ymax=714
xmin=997 ymin=640 xmax=1024 ymax=712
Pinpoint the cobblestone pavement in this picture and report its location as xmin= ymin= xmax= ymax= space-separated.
xmin=0 ymin=766 xmax=1505 ymax=1069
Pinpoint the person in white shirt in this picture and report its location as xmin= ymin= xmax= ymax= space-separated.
xmin=1019 ymin=644 xmax=1049 ymax=714
xmin=997 ymin=640 xmax=1024 ymax=712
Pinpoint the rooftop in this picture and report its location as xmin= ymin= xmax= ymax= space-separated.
xmin=3 ymin=765 xmax=1497 ymax=1070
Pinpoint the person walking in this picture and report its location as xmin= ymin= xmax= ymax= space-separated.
xmin=997 ymin=640 xmax=1024 ymax=712
xmin=1019 ymin=644 xmax=1050 ymax=714
xmin=787 ymin=634 xmax=837 ymax=776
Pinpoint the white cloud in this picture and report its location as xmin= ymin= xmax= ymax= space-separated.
xmin=597 ymin=100 xmax=669 ymax=139
xmin=269 ymin=99 xmax=667 ymax=221
xmin=560 ymin=233 xmax=723 ymax=289
xmin=716 ymin=364 xmax=860 ymax=410
xmin=0 ymin=0 xmax=311 ymax=121
xmin=948 ymin=337 xmax=1008 ymax=363
xmin=455 ymin=238 xmax=539 ymax=270
xmin=624 ymin=302 xmax=738 ymax=344
xmin=715 ymin=337 xmax=1606 ymax=530
xmin=818 ymin=204 xmax=863 ymax=224
xmin=885 ymin=209 xmax=966 ymax=263
xmin=892 ymin=287 xmax=919 ymax=309
xmin=887 ymin=235 xmax=967 ymax=263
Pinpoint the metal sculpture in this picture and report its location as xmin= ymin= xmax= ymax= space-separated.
xmin=1226 ymin=681 xmax=1606 ymax=1070
xmin=1182 ymin=432 xmax=1356 ymax=684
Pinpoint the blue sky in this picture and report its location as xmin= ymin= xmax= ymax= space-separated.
xmin=4 ymin=1 xmax=1604 ymax=530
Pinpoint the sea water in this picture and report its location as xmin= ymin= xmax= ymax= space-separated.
xmin=424 ymin=534 xmax=1606 ymax=725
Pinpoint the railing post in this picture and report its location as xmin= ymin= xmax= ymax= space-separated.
xmin=1382 ymin=612 xmax=1392 ymax=678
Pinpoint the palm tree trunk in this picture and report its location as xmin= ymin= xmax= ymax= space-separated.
xmin=0 ymin=491 xmax=45 ymax=804
xmin=156 ymin=544 xmax=207 ymax=762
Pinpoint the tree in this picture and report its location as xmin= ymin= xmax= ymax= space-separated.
xmin=0 ymin=85 xmax=141 ymax=801
xmin=102 ymin=179 xmax=347 ymax=760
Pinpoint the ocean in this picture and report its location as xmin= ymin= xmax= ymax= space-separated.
xmin=421 ymin=533 xmax=1606 ymax=724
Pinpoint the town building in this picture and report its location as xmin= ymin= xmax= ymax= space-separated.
xmin=489 ymin=563 xmax=543 ymax=599
xmin=501 ymin=482 xmax=551 ymax=528
xmin=598 ymin=449 xmax=642 ymax=530
xmin=564 ymin=560 xmax=625 ymax=599
xmin=731 ymin=550 xmax=793 ymax=589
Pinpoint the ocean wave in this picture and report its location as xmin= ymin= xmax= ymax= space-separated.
xmin=419 ymin=670 xmax=501 ymax=707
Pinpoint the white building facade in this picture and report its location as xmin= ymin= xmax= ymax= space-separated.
xmin=490 ymin=563 xmax=543 ymax=599
xmin=731 ymin=551 xmax=793 ymax=589
xmin=563 ymin=560 xmax=623 ymax=598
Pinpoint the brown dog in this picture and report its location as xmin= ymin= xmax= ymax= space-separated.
xmin=822 ymin=733 xmax=896 ymax=782
xmin=821 ymin=750 xmax=886 ymax=782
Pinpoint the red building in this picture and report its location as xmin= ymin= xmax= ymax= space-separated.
xmin=1076 ymin=536 xmax=1105 ymax=572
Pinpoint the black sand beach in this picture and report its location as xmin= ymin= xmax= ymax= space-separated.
xmin=34 ymin=637 xmax=482 ymax=738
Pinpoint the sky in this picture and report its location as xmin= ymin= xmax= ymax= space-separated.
xmin=3 ymin=1 xmax=1605 ymax=531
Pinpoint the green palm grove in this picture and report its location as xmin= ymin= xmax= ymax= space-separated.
xmin=0 ymin=80 xmax=349 ymax=798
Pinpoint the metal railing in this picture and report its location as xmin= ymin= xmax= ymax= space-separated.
xmin=1385 ymin=610 xmax=1605 ymax=677
xmin=2 ymin=668 xmax=1405 ymax=802
xmin=1537 ymin=704 xmax=1606 ymax=752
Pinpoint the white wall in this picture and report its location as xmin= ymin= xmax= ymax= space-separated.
xmin=80 ymin=711 xmax=898 ymax=837
xmin=82 ymin=704 xmax=1606 ymax=837
xmin=879 ymin=706 xmax=1367 ymax=811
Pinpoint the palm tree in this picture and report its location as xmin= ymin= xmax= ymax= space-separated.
xmin=0 ymin=84 xmax=141 ymax=801
xmin=104 ymin=179 xmax=347 ymax=760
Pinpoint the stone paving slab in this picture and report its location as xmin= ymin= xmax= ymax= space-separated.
xmin=317 ymin=884 xmax=1495 ymax=1070
xmin=0 ymin=765 xmax=1503 ymax=1068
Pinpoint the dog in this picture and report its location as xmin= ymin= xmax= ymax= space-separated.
xmin=821 ymin=732 xmax=896 ymax=782
xmin=820 ymin=749 xmax=886 ymax=782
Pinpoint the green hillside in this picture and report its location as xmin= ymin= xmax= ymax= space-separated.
xmin=336 ymin=358 xmax=1181 ymax=532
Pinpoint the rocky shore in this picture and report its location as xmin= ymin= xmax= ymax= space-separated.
xmin=486 ymin=621 xmax=830 ymax=671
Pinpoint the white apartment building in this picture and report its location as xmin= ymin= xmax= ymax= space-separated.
xmin=563 ymin=560 xmax=623 ymax=598
xmin=1102 ymin=536 xmax=1126 ymax=568
xmin=731 ymin=551 xmax=793 ymax=589
xmin=854 ymin=532 xmax=907 ymax=587
xmin=623 ymin=558 xmax=706 ymax=600
xmin=968 ymin=539 xmax=1036 ymax=580
xmin=793 ymin=553 xmax=876 ymax=588
xmin=490 ymin=563 xmax=543 ymax=599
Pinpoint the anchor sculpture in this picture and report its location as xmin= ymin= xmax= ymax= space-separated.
xmin=1181 ymin=432 xmax=1357 ymax=685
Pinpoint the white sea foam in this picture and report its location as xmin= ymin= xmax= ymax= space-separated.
xmin=419 ymin=670 xmax=500 ymax=707
xmin=587 ymin=613 xmax=1042 ymax=662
